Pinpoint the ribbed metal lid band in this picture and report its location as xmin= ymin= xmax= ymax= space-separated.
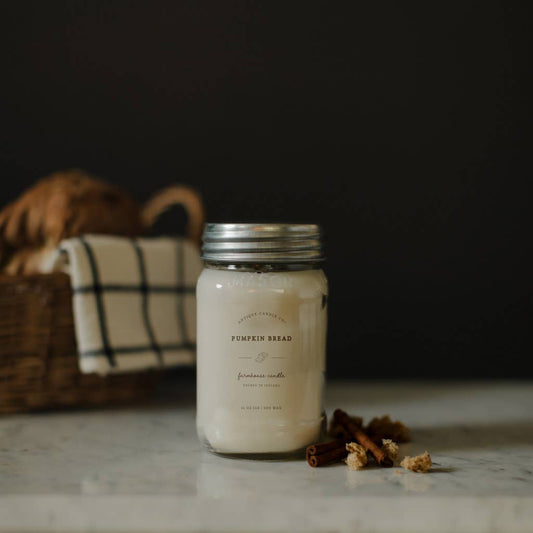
xmin=201 ymin=223 xmax=325 ymax=263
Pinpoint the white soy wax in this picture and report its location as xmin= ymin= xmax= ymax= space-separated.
xmin=196 ymin=223 xmax=328 ymax=457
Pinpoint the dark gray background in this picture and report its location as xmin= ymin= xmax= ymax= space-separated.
xmin=1 ymin=1 xmax=531 ymax=378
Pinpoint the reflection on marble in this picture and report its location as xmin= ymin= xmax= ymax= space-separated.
xmin=0 ymin=381 xmax=532 ymax=532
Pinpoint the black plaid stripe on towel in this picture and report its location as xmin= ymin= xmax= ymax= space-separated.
xmin=52 ymin=235 xmax=201 ymax=375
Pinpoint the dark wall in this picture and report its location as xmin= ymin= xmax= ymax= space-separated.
xmin=1 ymin=1 xmax=531 ymax=378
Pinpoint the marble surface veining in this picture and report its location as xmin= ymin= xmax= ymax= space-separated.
xmin=0 ymin=381 xmax=532 ymax=532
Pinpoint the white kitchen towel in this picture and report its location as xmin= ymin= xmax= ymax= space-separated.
xmin=52 ymin=234 xmax=202 ymax=376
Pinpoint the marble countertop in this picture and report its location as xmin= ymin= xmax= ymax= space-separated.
xmin=1 ymin=380 xmax=532 ymax=533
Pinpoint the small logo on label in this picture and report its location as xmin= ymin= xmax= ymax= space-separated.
xmin=255 ymin=352 xmax=269 ymax=363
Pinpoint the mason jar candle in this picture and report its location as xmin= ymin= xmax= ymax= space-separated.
xmin=196 ymin=223 xmax=328 ymax=457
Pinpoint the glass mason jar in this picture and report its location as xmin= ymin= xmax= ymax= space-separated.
xmin=196 ymin=223 xmax=328 ymax=457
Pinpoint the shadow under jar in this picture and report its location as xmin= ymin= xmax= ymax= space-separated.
xmin=196 ymin=223 xmax=328 ymax=458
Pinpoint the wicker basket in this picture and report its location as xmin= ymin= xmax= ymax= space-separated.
xmin=0 ymin=272 xmax=162 ymax=413
xmin=0 ymin=184 xmax=204 ymax=414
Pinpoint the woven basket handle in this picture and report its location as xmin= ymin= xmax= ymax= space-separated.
xmin=142 ymin=185 xmax=205 ymax=245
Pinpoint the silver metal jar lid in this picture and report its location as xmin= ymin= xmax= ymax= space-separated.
xmin=201 ymin=223 xmax=325 ymax=263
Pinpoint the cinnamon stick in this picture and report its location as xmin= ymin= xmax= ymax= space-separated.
xmin=306 ymin=439 xmax=347 ymax=458
xmin=306 ymin=444 xmax=348 ymax=467
xmin=333 ymin=409 xmax=393 ymax=467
